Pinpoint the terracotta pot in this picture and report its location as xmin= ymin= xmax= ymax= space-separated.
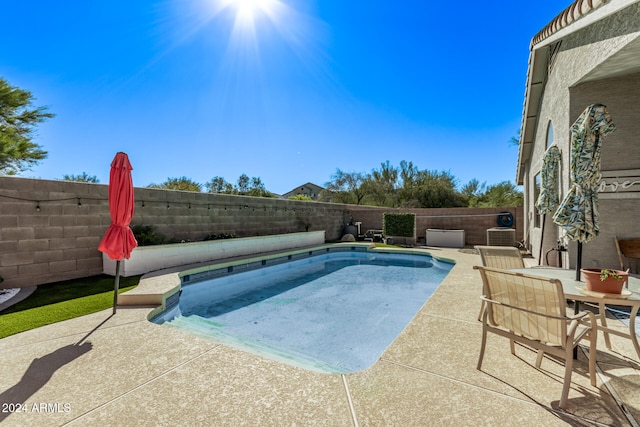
xmin=581 ymin=268 xmax=628 ymax=294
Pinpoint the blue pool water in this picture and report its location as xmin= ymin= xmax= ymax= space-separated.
xmin=153 ymin=250 xmax=454 ymax=373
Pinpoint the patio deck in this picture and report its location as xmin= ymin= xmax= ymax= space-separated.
xmin=1 ymin=247 xmax=638 ymax=426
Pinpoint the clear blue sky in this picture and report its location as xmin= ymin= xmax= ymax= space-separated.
xmin=2 ymin=0 xmax=570 ymax=195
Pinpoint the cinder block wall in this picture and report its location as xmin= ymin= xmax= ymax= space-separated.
xmin=348 ymin=206 xmax=523 ymax=245
xmin=131 ymin=187 xmax=348 ymax=242
xmin=1 ymin=176 xmax=523 ymax=288
xmin=0 ymin=177 xmax=348 ymax=288
xmin=0 ymin=177 xmax=111 ymax=288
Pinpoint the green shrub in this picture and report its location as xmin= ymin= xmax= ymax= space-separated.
xmin=383 ymin=213 xmax=415 ymax=238
xmin=166 ymin=237 xmax=190 ymax=244
xmin=131 ymin=224 xmax=166 ymax=246
xmin=204 ymin=233 xmax=237 ymax=241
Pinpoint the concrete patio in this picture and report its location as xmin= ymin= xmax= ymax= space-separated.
xmin=1 ymin=247 xmax=638 ymax=426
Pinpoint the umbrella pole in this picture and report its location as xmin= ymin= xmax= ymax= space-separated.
xmin=113 ymin=260 xmax=121 ymax=314
xmin=538 ymin=215 xmax=546 ymax=266
xmin=575 ymin=242 xmax=583 ymax=281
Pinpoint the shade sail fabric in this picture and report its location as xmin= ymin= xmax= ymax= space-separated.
xmin=98 ymin=152 xmax=138 ymax=261
xmin=552 ymin=104 xmax=615 ymax=243
xmin=535 ymin=145 xmax=561 ymax=215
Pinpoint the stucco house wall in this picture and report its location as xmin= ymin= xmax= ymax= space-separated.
xmin=520 ymin=0 xmax=640 ymax=269
xmin=569 ymin=73 xmax=640 ymax=268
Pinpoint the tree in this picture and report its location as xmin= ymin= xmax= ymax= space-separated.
xmin=460 ymin=179 xmax=483 ymax=197
xmin=407 ymin=170 xmax=466 ymax=208
xmin=205 ymin=174 xmax=274 ymax=197
xmin=396 ymin=162 xmax=465 ymax=208
xmin=147 ymin=177 xmax=202 ymax=192
xmin=250 ymin=176 xmax=264 ymax=191
xmin=236 ymin=174 xmax=250 ymax=194
xmin=475 ymin=181 xmax=523 ymax=207
xmin=509 ymin=129 xmax=520 ymax=146
xmin=288 ymin=194 xmax=312 ymax=201
xmin=62 ymin=172 xmax=99 ymax=183
xmin=205 ymin=176 xmax=229 ymax=193
xmin=246 ymin=176 xmax=275 ymax=197
xmin=0 ymin=77 xmax=54 ymax=174
xmin=323 ymin=169 xmax=367 ymax=205
xmin=460 ymin=178 xmax=486 ymax=207
xmin=362 ymin=161 xmax=399 ymax=206
xmin=399 ymin=160 xmax=419 ymax=187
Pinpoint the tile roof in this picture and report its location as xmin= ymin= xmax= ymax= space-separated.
xmin=531 ymin=0 xmax=611 ymax=47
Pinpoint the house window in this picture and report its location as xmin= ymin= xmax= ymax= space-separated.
xmin=534 ymin=172 xmax=541 ymax=228
xmin=546 ymin=120 xmax=554 ymax=149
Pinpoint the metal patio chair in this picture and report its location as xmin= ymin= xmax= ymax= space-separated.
xmin=475 ymin=246 xmax=526 ymax=321
xmin=615 ymin=236 xmax=640 ymax=278
xmin=474 ymin=266 xmax=597 ymax=409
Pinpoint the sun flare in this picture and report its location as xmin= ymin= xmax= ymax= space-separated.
xmin=229 ymin=0 xmax=274 ymax=21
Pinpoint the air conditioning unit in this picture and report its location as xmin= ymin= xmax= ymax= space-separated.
xmin=486 ymin=227 xmax=516 ymax=246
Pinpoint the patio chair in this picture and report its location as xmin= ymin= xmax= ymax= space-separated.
xmin=475 ymin=246 xmax=526 ymax=321
xmin=474 ymin=266 xmax=597 ymax=409
xmin=475 ymin=245 xmax=525 ymax=269
xmin=614 ymin=236 xmax=640 ymax=277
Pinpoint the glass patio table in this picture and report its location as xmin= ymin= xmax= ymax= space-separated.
xmin=510 ymin=267 xmax=640 ymax=360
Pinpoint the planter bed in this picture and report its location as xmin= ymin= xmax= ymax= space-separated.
xmin=103 ymin=231 xmax=325 ymax=277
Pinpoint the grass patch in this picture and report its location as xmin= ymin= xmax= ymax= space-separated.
xmin=372 ymin=243 xmax=400 ymax=248
xmin=0 ymin=274 xmax=140 ymax=339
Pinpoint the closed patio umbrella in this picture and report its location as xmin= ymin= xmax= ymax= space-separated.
xmin=552 ymin=104 xmax=615 ymax=280
xmin=535 ymin=145 xmax=561 ymax=265
xmin=98 ymin=152 xmax=138 ymax=313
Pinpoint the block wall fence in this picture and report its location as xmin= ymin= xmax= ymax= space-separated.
xmin=0 ymin=176 xmax=522 ymax=288
xmin=347 ymin=206 xmax=523 ymax=246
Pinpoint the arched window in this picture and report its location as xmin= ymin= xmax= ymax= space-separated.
xmin=546 ymin=120 xmax=554 ymax=148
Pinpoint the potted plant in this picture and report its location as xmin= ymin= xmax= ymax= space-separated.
xmin=580 ymin=268 xmax=628 ymax=294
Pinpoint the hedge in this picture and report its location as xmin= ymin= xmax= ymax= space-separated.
xmin=383 ymin=213 xmax=415 ymax=238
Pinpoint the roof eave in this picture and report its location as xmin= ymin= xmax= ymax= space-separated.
xmin=516 ymin=50 xmax=548 ymax=185
xmin=515 ymin=0 xmax=635 ymax=185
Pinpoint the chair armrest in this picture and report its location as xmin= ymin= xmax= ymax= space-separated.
xmin=566 ymin=311 xmax=590 ymax=321
xmin=567 ymin=311 xmax=597 ymax=340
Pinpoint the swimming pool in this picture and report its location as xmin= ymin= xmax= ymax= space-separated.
xmin=152 ymin=247 xmax=454 ymax=373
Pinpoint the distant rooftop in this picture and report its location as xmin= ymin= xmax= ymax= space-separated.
xmin=281 ymin=182 xmax=325 ymax=200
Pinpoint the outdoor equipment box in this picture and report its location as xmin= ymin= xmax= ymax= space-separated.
xmin=426 ymin=229 xmax=465 ymax=248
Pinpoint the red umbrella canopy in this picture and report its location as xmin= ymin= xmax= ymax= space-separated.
xmin=98 ymin=152 xmax=138 ymax=261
